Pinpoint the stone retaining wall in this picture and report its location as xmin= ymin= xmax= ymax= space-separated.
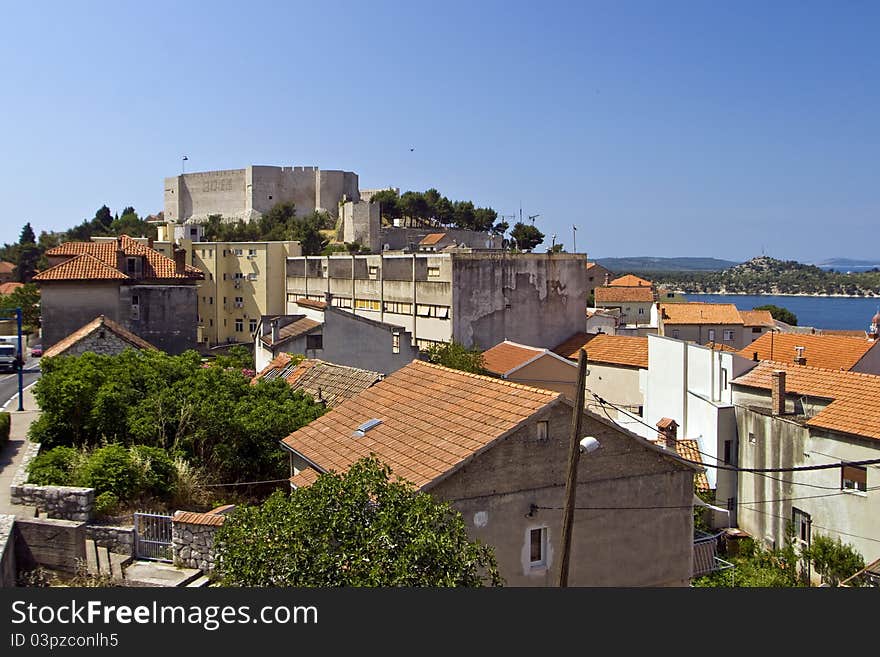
xmin=85 ymin=524 xmax=135 ymax=556
xmin=0 ymin=515 xmax=15 ymax=587
xmin=11 ymin=441 xmax=41 ymax=488
xmin=10 ymin=485 xmax=95 ymax=522
xmin=172 ymin=512 xmax=227 ymax=573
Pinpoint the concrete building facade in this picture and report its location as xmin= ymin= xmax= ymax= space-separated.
xmin=285 ymin=252 xmax=589 ymax=350
xmin=164 ymin=165 xmax=359 ymax=224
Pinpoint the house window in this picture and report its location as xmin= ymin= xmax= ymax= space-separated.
xmin=368 ymin=265 xmax=379 ymax=280
xmin=233 ymin=248 xmax=243 ymax=256
xmin=708 ymin=329 xmax=716 ymax=342
xmin=235 ymin=319 xmax=243 ymax=332
xmin=748 ymin=432 xmax=756 ymax=445
xmin=306 ymin=334 xmax=323 ymax=351
xmin=209 ymin=319 xmax=213 ymax=327
xmin=392 ymin=333 xmax=400 ymax=354
xmin=248 ymin=249 xmax=257 ymax=256
xmin=234 ymin=296 xmax=244 ymax=308
xmin=723 ymin=330 xmax=735 ymax=341
xmin=355 ymin=299 xmax=380 ymax=311
xmin=672 ymin=329 xmax=680 ymax=339
xmin=332 ymin=296 xmax=352 ymax=309
xmin=529 ymin=527 xmax=547 ymax=568
xmin=638 ymin=307 xmax=645 ymax=315
xmin=209 ymin=296 xmax=213 ymax=305
xmin=723 ymin=439 xmax=736 ymax=465
xmin=130 ymin=294 xmax=139 ymax=320
xmin=249 ymin=319 xmax=257 ymax=333
xmin=233 ymin=272 xmax=244 ymax=279
xmin=126 ymin=257 xmax=141 ymax=276
xmin=384 ymin=301 xmax=412 ymax=315
xmin=841 ymin=464 xmax=867 ymax=493
xmin=792 ymin=507 xmax=811 ymax=544
xmin=722 ymin=369 xmax=729 ymax=390
xmin=247 ymin=273 xmax=258 ymax=281
xmin=427 ymin=266 xmax=441 ymax=278
xmin=536 ymin=420 xmax=549 ymax=441
xmin=752 ymin=327 xmax=762 ymax=333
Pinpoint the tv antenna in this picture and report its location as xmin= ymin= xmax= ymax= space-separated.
xmin=528 ymin=214 xmax=541 ymax=225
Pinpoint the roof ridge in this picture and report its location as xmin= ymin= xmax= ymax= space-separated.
xmin=758 ymin=360 xmax=880 ymax=380
xmin=34 ymin=252 xmax=130 ymax=280
xmin=414 ymin=360 xmax=562 ymax=396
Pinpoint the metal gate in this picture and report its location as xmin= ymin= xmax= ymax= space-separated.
xmin=134 ymin=512 xmax=173 ymax=561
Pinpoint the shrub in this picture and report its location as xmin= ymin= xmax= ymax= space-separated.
xmin=805 ymin=534 xmax=865 ymax=586
xmin=94 ymin=491 xmax=120 ymax=517
xmin=78 ymin=444 xmax=139 ymax=499
xmin=0 ymin=412 xmax=9 ymax=445
xmin=130 ymin=445 xmax=177 ymax=498
xmin=26 ymin=446 xmax=80 ymax=486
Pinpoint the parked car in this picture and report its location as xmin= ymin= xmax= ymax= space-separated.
xmin=30 ymin=345 xmax=43 ymax=358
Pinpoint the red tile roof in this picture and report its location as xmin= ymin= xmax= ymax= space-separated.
xmin=259 ymin=316 xmax=322 ymax=347
xmin=732 ymin=361 xmax=880 ymax=441
xmin=739 ymin=310 xmax=775 ymax=327
xmin=254 ymin=355 xmax=382 ymax=407
xmin=595 ymin=286 xmax=655 ymax=304
xmin=0 ymin=261 xmax=16 ymax=275
xmin=552 ymin=333 xmax=649 ymax=369
xmin=281 ymin=360 xmax=562 ymax=489
xmin=651 ymin=437 xmax=709 ymax=492
xmin=609 ymin=274 xmax=653 ymax=287
xmin=43 ymin=315 xmax=158 ymax=358
xmin=481 ymin=341 xmax=546 ymax=376
xmin=660 ymin=303 xmax=743 ymax=325
xmin=173 ymin=511 xmax=226 ymax=527
xmin=290 ymin=468 xmax=320 ymax=489
xmin=419 ymin=233 xmax=448 ymax=246
xmin=35 ymin=235 xmax=203 ymax=282
xmin=295 ymin=298 xmax=327 ymax=310
xmin=737 ymin=332 xmax=878 ymax=371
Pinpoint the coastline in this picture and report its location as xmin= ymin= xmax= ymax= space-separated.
xmin=671 ymin=290 xmax=878 ymax=299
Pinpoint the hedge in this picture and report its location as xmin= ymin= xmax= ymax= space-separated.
xmin=0 ymin=412 xmax=9 ymax=446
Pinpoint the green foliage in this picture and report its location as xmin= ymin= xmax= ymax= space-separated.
xmin=692 ymin=537 xmax=806 ymax=588
xmin=548 ymin=243 xmax=565 ymax=253
xmin=0 ymin=283 xmax=41 ymax=330
xmin=202 ymin=204 xmax=331 ymax=254
xmin=0 ymin=412 xmax=9 ymax=446
xmin=26 ymin=446 xmax=80 ymax=486
xmin=130 ymin=445 xmax=178 ymax=498
xmin=79 ymin=444 xmax=140 ymax=499
xmin=804 ymin=534 xmax=865 ymax=586
xmin=94 ymin=492 xmax=120 ymax=517
xmin=29 ymin=349 xmax=326 ymax=485
xmin=753 ymin=304 xmax=798 ymax=326
xmin=510 ymin=222 xmax=544 ymax=252
xmin=371 ymin=188 xmax=496 ymax=231
xmin=19 ymin=223 xmax=36 ymax=245
xmin=215 ymin=457 xmax=502 ymax=587
xmin=212 ymin=345 xmax=255 ymax=372
xmin=423 ymin=340 xmax=486 ymax=374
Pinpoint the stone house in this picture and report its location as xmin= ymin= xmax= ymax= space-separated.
xmin=731 ymin=362 xmax=880 ymax=568
xmin=34 ymin=235 xmax=203 ymax=354
xmin=42 ymin=315 xmax=158 ymax=359
xmin=280 ymin=360 xmax=700 ymax=587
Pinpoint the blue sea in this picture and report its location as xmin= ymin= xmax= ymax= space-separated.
xmin=684 ymin=294 xmax=880 ymax=331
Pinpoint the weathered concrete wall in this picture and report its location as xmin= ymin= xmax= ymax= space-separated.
xmin=318 ymin=170 xmax=359 ymax=215
xmin=452 ymin=254 xmax=588 ymax=350
xmin=0 ymin=515 xmax=15 ymax=587
xmin=14 ymin=517 xmax=86 ymax=574
xmin=172 ymin=521 xmax=220 ymax=572
xmin=11 ymin=485 xmax=94 ymax=522
xmin=119 ymin=284 xmax=198 ymax=354
xmin=429 ymin=402 xmax=696 ymax=587
xmin=85 ymin=525 xmax=135 ymax=557
xmin=661 ymin=323 xmax=746 ymax=350
xmin=340 ymin=200 xmax=380 ymax=252
xmin=321 ymin=307 xmax=418 ymax=375
xmin=40 ymin=283 xmax=119 ymax=349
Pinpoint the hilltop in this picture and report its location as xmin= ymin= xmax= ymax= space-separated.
xmin=595 ymin=256 xmax=738 ymax=272
xmin=634 ymin=256 xmax=880 ymax=297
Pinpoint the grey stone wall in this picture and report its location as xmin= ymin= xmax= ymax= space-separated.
xmin=13 ymin=517 xmax=86 ymax=574
xmin=172 ymin=522 xmax=220 ymax=572
xmin=40 ymin=283 xmax=120 ymax=349
xmin=52 ymin=329 xmax=143 ymax=358
xmin=10 ymin=485 xmax=94 ymax=522
xmin=11 ymin=441 xmax=41 ymax=489
xmin=0 ymin=514 xmax=15 ymax=587
xmin=119 ymin=284 xmax=198 ymax=354
xmin=85 ymin=524 xmax=135 ymax=557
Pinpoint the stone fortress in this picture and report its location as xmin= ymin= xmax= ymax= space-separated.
xmin=163 ymin=164 xmax=502 ymax=254
xmin=164 ymin=165 xmax=359 ymax=224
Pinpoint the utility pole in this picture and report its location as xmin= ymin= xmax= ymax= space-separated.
xmin=558 ymin=348 xmax=588 ymax=587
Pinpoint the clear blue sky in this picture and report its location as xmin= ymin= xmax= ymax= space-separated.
xmin=1 ymin=1 xmax=877 ymax=263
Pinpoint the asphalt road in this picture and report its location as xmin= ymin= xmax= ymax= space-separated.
xmin=0 ymin=358 xmax=41 ymax=410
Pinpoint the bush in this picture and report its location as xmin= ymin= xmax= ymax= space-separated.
xmin=94 ymin=491 xmax=120 ymax=517
xmin=78 ymin=444 xmax=139 ymax=499
xmin=26 ymin=446 xmax=80 ymax=486
xmin=805 ymin=534 xmax=865 ymax=586
xmin=0 ymin=412 xmax=9 ymax=446
xmin=130 ymin=445 xmax=177 ymax=498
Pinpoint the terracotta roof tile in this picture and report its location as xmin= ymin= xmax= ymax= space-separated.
xmin=419 ymin=233 xmax=448 ymax=246
xmin=595 ymin=286 xmax=655 ymax=303
xmin=295 ymin=298 xmax=327 ymax=310
xmin=0 ymin=261 xmax=15 ymax=274
xmin=290 ymin=468 xmax=320 ymax=489
xmin=660 ymin=303 xmax=743 ymax=325
xmin=732 ymin=361 xmax=880 ymax=441
xmin=254 ymin=357 xmax=382 ymax=407
xmin=481 ymin=341 xmax=546 ymax=376
xmin=0 ymin=282 xmax=24 ymax=295
xmin=43 ymin=315 xmax=158 ymax=358
xmin=259 ymin=316 xmax=322 ymax=347
xmin=281 ymin=360 xmax=562 ymax=489
xmin=739 ymin=309 xmax=775 ymax=327
xmin=552 ymin=333 xmax=648 ymax=368
xmin=34 ymin=253 xmax=130 ymax=281
xmin=651 ymin=437 xmax=709 ymax=492
xmin=737 ymin=332 xmax=878 ymax=371
xmin=173 ymin=511 xmax=226 ymax=527
xmin=38 ymin=235 xmax=202 ymax=281
xmin=609 ymin=274 xmax=653 ymax=287
xmin=706 ymin=341 xmax=738 ymax=352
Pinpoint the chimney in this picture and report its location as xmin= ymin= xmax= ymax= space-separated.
xmin=116 ymin=238 xmax=126 ymax=273
xmin=656 ymin=418 xmax=678 ymax=453
xmin=753 ymin=351 xmax=759 ymax=362
xmin=771 ymin=369 xmax=786 ymax=415
xmin=173 ymin=247 xmax=186 ymax=275
xmin=794 ymin=346 xmax=806 ymax=366
xmin=271 ymin=318 xmax=280 ymax=344
xmin=604 ymin=272 xmax=611 ymax=286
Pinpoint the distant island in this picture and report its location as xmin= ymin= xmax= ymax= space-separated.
xmin=596 ymin=256 xmax=738 ymax=272
xmin=601 ymin=256 xmax=880 ymax=297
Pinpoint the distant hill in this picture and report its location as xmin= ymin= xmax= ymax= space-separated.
xmin=595 ymin=256 xmax=739 ymax=273
xmin=814 ymin=258 xmax=880 ymax=272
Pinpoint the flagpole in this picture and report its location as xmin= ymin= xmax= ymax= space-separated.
xmin=572 ymin=225 xmax=577 ymax=253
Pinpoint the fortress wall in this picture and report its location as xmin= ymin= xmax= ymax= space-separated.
xmin=177 ymin=170 xmax=248 ymax=220
xmin=250 ymin=166 xmax=318 ymax=216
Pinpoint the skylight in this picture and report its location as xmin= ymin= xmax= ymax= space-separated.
xmin=353 ymin=418 xmax=382 ymax=437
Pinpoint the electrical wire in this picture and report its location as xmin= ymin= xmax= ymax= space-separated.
xmin=196 ymin=477 xmax=291 ymax=487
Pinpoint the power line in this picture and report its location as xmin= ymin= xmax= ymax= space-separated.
xmin=196 ymin=477 xmax=291 ymax=488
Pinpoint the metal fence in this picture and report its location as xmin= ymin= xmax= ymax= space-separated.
xmin=134 ymin=511 xmax=173 ymax=562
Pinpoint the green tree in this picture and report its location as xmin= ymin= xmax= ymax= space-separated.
xmin=371 ymin=189 xmax=402 ymax=224
xmin=0 ymin=283 xmax=40 ymax=329
xmin=94 ymin=205 xmax=113 ymax=230
xmin=214 ymin=456 xmax=502 ymax=586
xmin=510 ymin=222 xmax=544 ymax=252
xmin=290 ymin=211 xmax=329 ymax=255
xmin=15 ymin=243 xmax=39 ymax=283
xmin=492 ymin=221 xmax=509 ymax=236
xmin=548 ymin=243 xmax=565 ymax=253
xmin=754 ymin=304 xmax=798 ymax=326
xmin=423 ymin=340 xmax=486 ymax=374
xmin=19 ymin=223 xmax=36 ymax=245
xmin=804 ymin=534 xmax=865 ymax=586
